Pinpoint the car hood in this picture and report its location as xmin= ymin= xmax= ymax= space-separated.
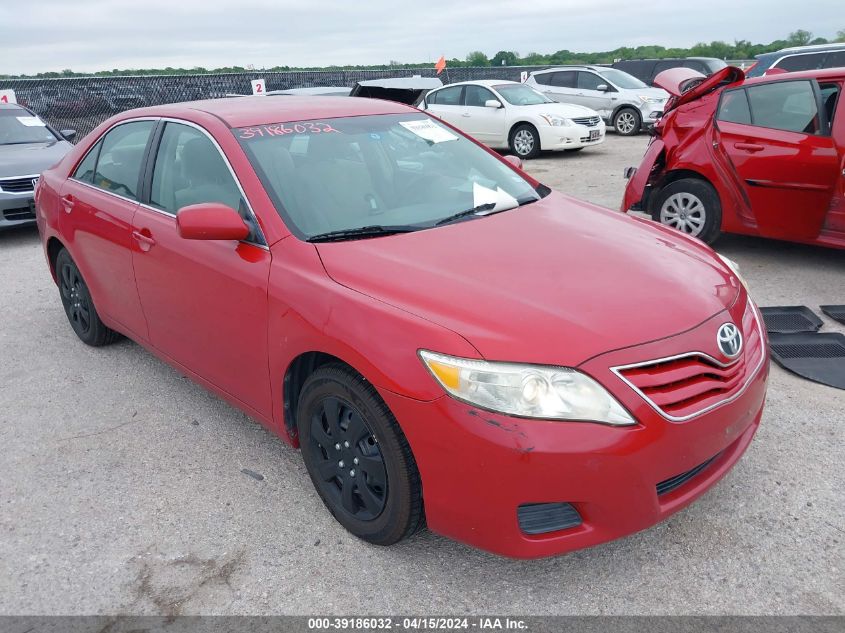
xmin=524 ymin=102 xmax=599 ymax=118
xmin=623 ymin=86 xmax=670 ymax=100
xmin=316 ymin=192 xmax=740 ymax=366
xmin=0 ymin=140 xmax=73 ymax=178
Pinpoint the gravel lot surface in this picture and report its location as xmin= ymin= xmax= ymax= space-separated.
xmin=1 ymin=133 xmax=843 ymax=615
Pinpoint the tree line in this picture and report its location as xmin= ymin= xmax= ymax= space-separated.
xmin=4 ymin=29 xmax=844 ymax=79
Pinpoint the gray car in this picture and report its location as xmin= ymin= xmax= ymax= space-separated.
xmin=526 ymin=65 xmax=669 ymax=136
xmin=0 ymin=104 xmax=75 ymax=230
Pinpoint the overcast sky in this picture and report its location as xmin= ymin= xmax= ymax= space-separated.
xmin=1 ymin=0 xmax=842 ymax=75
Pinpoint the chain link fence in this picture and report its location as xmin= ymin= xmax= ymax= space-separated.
xmin=1 ymin=66 xmax=542 ymax=139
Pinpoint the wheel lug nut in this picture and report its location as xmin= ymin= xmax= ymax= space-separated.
xmin=338 ymin=460 xmax=345 ymax=468
xmin=349 ymin=469 xmax=355 ymax=477
xmin=334 ymin=443 xmax=340 ymax=450
xmin=344 ymin=441 xmax=350 ymax=448
xmin=353 ymin=457 xmax=359 ymax=465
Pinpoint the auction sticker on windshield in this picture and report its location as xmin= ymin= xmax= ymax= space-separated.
xmin=399 ymin=119 xmax=457 ymax=144
xmin=16 ymin=116 xmax=46 ymax=127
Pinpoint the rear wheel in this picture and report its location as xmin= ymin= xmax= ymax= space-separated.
xmin=509 ymin=124 xmax=541 ymax=159
xmin=651 ymin=178 xmax=722 ymax=244
xmin=55 ymin=249 xmax=120 ymax=346
xmin=612 ymin=108 xmax=641 ymax=136
xmin=296 ymin=364 xmax=424 ymax=545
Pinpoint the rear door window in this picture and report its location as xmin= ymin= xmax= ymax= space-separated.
xmin=550 ymin=71 xmax=576 ymax=88
xmin=745 ymin=80 xmax=820 ymax=134
xmin=774 ymin=53 xmax=827 ymax=72
xmin=824 ymin=51 xmax=845 ymax=69
xmin=428 ymin=86 xmax=462 ymax=105
xmin=92 ymin=121 xmax=154 ymax=200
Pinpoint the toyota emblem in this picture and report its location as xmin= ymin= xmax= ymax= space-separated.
xmin=717 ymin=323 xmax=743 ymax=358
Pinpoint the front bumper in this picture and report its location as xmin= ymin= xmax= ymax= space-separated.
xmin=0 ymin=191 xmax=37 ymax=229
xmin=382 ymin=303 xmax=769 ymax=558
xmin=538 ymin=123 xmax=606 ymax=151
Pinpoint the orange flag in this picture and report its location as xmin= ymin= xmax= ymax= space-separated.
xmin=435 ymin=56 xmax=447 ymax=75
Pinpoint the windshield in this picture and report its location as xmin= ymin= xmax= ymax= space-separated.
xmin=597 ymin=69 xmax=648 ymax=90
xmin=494 ymin=84 xmax=553 ymax=106
xmin=0 ymin=110 xmax=57 ymax=145
xmin=236 ymin=113 xmax=545 ymax=240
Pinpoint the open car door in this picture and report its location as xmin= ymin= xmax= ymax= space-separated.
xmin=712 ymin=78 xmax=839 ymax=241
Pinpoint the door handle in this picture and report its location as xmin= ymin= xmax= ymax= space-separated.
xmin=61 ymin=195 xmax=75 ymax=214
xmin=734 ymin=142 xmax=764 ymax=153
xmin=461 ymin=112 xmax=471 ymax=117
xmin=132 ymin=229 xmax=156 ymax=251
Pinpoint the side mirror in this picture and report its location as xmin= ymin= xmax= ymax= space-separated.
xmin=60 ymin=129 xmax=77 ymax=142
xmin=484 ymin=99 xmax=503 ymax=109
xmin=176 ymin=203 xmax=250 ymax=241
xmin=596 ymin=84 xmax=609 ymax=92
xmin=503 ymin=155 xmax=523 ymax=170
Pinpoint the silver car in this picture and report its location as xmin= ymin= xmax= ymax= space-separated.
xmin=0 ymin=104 xmax=75 ymax=230
xmin=526 ymin=66 xmax=669 ymax=136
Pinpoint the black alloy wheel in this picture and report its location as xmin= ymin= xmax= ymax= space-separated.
xmin=55 ymin=248 xmax=119 ymax=346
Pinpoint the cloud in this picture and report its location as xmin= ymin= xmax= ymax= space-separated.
xmin=1 ymin=0 xmax=841 ymax=74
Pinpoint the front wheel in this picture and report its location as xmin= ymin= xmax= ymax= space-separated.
xmin=612 ymin=108 xmax=641 ymax=136
xmin=509 ymin=124 xmax=541 ymax=159
xmin=650 ymin=178 xmax=722 ymax=244
xmin=296 ymin=364 xmax=424 ymax=545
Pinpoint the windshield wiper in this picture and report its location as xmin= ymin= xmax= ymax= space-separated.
xmin=435 ymin=195 xmax=539 ymax=227
xmin=306 ymin=224 xmax=420 ymax=243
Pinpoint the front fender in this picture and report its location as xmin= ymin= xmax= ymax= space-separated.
xmin=621 ymin=138 xmax=665 ymax=211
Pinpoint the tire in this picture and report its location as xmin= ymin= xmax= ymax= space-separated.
xmin=650 ymin=178 xmax=722 ymax=244
xmin=55 ymin=249 xmax=121 ymax=346
xmin=296 ymin=363 xmax=424 ymax=546
xmin=509 ymin=124 xmax=541 ymax=159
xmin=612 ymin=108 xmax=641 ymax=136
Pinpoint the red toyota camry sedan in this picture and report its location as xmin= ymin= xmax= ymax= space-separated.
xmin=36 ymin=96 xmax=769 ymax=558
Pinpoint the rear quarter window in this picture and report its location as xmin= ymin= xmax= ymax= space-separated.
xmin=717 ymin=89 xmax=752 ymax=125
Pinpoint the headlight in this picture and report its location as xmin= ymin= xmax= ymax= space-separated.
xmin=539 ymin=114 xmax=573 ymax=127
xmin=717 ymin=254 xmax=749 ymax=291
xmin=419 ymin=350 xmax=635 ymax=426
xmin=638 ymin=96 xmax=664 ymax=104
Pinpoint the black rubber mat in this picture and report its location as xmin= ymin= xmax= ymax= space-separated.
xmin=820 ymin=305 xmax=845 ymax=326
xmin=759 ymin=306 xmax=823 ymax=333
xmin=768 ymin=332 xmax=845 ymax=390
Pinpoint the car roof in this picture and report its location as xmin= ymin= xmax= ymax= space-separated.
xmin=741 ymin=66 xmax=845 ymax=85
xmin=0 ymin=103 xmax=27 ymax=112
xmin=756 ymin=42 xmax=845 ymax=59
xmin=126 ymin=96 xmax=414 ymax=128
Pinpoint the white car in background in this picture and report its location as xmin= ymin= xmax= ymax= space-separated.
xmin=420 ymin=80 xmax=605 ymax=159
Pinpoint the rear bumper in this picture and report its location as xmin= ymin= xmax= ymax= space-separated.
xmin=382 ymin=305 xmax=769 ymax=558
xmin=0 ymin=192 xmax=37 ymax=229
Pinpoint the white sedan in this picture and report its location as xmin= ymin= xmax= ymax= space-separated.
xmin=420 ymin=80 xmax=605 ymax=159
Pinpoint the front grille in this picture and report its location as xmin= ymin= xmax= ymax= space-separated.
xmin=572 ymin=116 xmax=601 ymax=126
xmin=614 ymin=301 xmax=764 ymax=421
xmin=517 ymin=502 xmax=582 ymax=535
xmin=656 ymin=453 xmax=720 ymax=496
xmin=0 ymin=176 xmax=37 ymax=194
xmin=3 ymin=206 xmax=36 ymax=221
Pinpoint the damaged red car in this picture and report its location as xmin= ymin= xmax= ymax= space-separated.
xmin=622 ymin=66 xmax=845 ymax=249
